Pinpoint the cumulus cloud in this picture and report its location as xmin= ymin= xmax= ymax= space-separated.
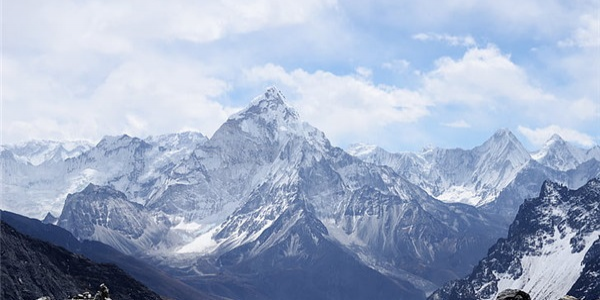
xmin=418 ymin=45 xmax=598 ymax=140
xmin=2 ymin=0 xmax=337 ymax=144
xmin=3 ymin=0 xmax=598 ymax=152
xmin=422 ymin=45 xmax=555 ymax=107
xmin=2 ymin=55 xmax=240 ymax=143
xmin=518 ymin=125 xmax=596 ymax=148
xmin=241 ymin=44 xmax=596 ymax=148
xmin=558 ymin=14 xmax=600 ymax=48
xmin=4 ymin=0 xmax=337 ymax=52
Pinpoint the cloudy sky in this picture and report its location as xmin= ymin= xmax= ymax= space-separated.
xmin=2 ymin=0 xmax=599 ymax=152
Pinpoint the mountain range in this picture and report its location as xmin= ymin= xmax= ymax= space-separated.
xmin=1 ymin=87 xmax=599 ymax=299
xmin=348 ymin=130 xmax=600 ymax=224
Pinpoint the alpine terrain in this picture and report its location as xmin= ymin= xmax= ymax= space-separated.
xmin=1 ymin=87 xmax=599 ymax=299
xmin=348 ymin=131 xmax=600 ymax=225
xmin=0 ymin=221 xmax=162 ymax=300
xmin=429 ymin=178 xmax=600 ymax=300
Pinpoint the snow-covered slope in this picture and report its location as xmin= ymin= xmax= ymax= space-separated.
xmin=1 ymin=140 xmax=92 ymax=166
xmin=349 ymin=129 xmax=532 ymax=206
xmin=57 ymin=184 xmax=171 ymax=255
xmin=166 ymin=88 xmax=504 ymax=295
xmin=350 ymin=131 xmax=600 ymax=226
xmin=532 ymin=134 xmax=588 ymax=171
xmin=429 ymin=178 xmax=600 ymax=300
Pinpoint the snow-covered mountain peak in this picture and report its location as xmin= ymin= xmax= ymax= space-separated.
xmin=230 ymin=86 xmax=299 ymax=125
xmin=532 ymin=134 xmax=587 ymax=171
xmin=536 ymin=134 xmax=569 ymax=156
xmin=208 ymin=88 xmax=328 ymax=159
xmin=474 ymin=129 xmax=530 ymax=172
xmin=477 ymin=129 xmax=528 ymax=157
xmin=548 ymin=133 xmax=564 ymax=144
xmin=79 ymin=183 xmax=123 ymax=197
xmin=346 ymin=143 xmax=379 ymax=157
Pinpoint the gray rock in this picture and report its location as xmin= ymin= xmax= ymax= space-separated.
xmin=559 ymin=296 xmax=580 ymax=300
xmin=496 ymin=289 xmax=531 ymax=300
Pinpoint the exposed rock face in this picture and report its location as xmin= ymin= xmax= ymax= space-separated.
xmin=0 ymin=210 xmax=216 ymax=300
xmin=57 ymin=183 xmax=170 ymax=255
xmin=496 ymin=289 xmax=531 ymax=300
xmin=567 ymin=238 xmax=600 ymax=299
xmin=559 ymin=296 xmax=581 ymax=300
xmin=429 ymin=179 xmax=600 ymax=300
xmin=0 ymin=222 xmax=162 ymax=300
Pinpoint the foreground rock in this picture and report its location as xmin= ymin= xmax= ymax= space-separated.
xmin=0 ymin=222 xmax=161 ymax=300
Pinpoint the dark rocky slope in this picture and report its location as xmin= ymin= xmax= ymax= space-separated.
xmin=0 ymin=222 xmax=162 ymax=300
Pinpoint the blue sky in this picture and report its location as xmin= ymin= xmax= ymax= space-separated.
xmin=2 ymin=0 xmax=599 ymax=152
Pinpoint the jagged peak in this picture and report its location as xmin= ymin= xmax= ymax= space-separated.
xmin=95 ymin=134 xmax=150 ymax=151
xmin=532 ymin=134 xmax=588 ymax=171
xmin=229 ymin=87 xmax=299 ymax=124
xmin=96 ymin=134 xmax=133 ymax=147
xmin=476 ymin=128 xmax=529 ymax=158
xmin=539 ymin=179 xmax=568 ymax=198
xmin=250 ymin=86 xmax=288 ymax=106
xmin=82 ymin=183 xmax=106 ymax=194
xmin=488 ymin=128 xmax=519 ymax=144
xmin=78 ymin=183 xmax=126 ymax=199
xmin=547 ymin=133 xmax=565 ymax=144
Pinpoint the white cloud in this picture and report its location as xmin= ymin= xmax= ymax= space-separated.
xmin=422 ymin=45 xmax=556 ymax=107
xmin=412 ymin=33 xmax=476 ymax=47
xmin=244 ymin=64 xmax=430 ymax=143
xmin=518 ymin=125 xmax=596 ymax=148
xmin=2 ymin=0 xmax=340 ymax=144
xmin=355 ymin=67 xmax=373 ymax=79
xmin=442 ymin=120 xmax=471 ymax=128
xmin=418 ymin=45 xmax=598 ymax=135
xmin=2 ymin=55 xmax=240 ymax=143
xmin=568 ymin=98 xmax=600 ymax=121
xmin=241 ymin=45 xmax=596 ymax=147
xmin=3 ymin=0 xmax=597 ymax=152
xmin=4 ymin=0 xmax=337 ymax=53
xmin=559 ymin=14 xmax=600 ymax=48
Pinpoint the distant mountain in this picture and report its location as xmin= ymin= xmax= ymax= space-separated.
xmin=429 ymin=178 xmax=600 ymax=300
xmin=532 ymin=134 xmax=600 ymax=172
xmin=57 ymin=183 xmax=171 ymax=255
xmin=348 ymin=129 xmax=532 ymax=207
xmin=0 ymin=221 xmax=162 ymax=300
xmin=349 ymin=131 xmax=600 ymax=224
xmin=1 ymin=140 xmax=92 ymax=166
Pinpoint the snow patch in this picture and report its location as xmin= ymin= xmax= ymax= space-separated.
xmin=491 ymin=228 xmax=599 ymax=300
xmin=177 ymin=226 xmax=220 ymax=254
xmin=436 ymin=186 xmax=483 ymax=206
